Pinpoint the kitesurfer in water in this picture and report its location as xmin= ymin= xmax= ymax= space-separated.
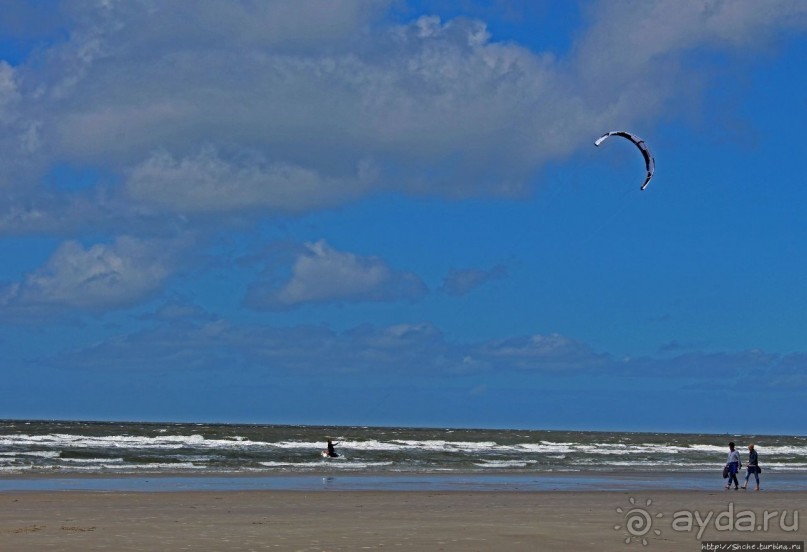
xmin=326 ymin=439 xmax=339 ymax=458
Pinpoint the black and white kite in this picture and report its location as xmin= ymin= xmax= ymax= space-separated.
xmin=594 ymin=131 xmax=655 ymax=190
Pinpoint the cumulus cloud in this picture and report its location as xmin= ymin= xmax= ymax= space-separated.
xmin=50 ymin=319 xmax=603 ymax=376
xmin=470 ymin=333 xmax=609 ymax=372
xmin=2 ymin=0 xmax=801 ymax=226
xmin=45 ymin=317 xmax=805 ymax=394
xmin=0 ymin=61 xmax=18 ymax=122
xmin=0 ymin=236 xmax=183 ymax=312
xmin=245 ymin=240 xmax=427 ymax=310
xmin=0 ymin=189 xmax=191 ymax=237
xmin=125 ymin=148 xmax=377 ymax=214
xmin=139 ymin=298 xmax=218 ymax=323
xmin=616 ymin=348 xmax=780 ymax=379
xmin=580 ymin=0 xmax=806 ymax=63
xmin=31 ymin=8 xmax=570 ymax=200
xmin=47 ymin=320 xmax=447 ymax=374
xmin=573 ymin=1 xmax=807 ymax=123
xmin=0 ymin=60 xmax=25 ymax=187
xmin=439 ymin=264 xmax=508 ymax=296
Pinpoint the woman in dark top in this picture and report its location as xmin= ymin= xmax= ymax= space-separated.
xmin=742 ymin=444 xmax=760 ymax=491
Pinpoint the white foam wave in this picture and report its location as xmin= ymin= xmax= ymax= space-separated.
xmin=60 ymin=457 xmax=124 ymax=464
xmin=0 ymin=433 xmax=268 ymax=451
xmin=0 ymin=450 xmax=60 ymax=458
xmin=61 ymin=462 xmax=205 ymax=471
xmin=0 ymin=462 xmax=204 ymax=472
xmin=391 ymin=440 xmax=499 ymax=451
xmin=1 ymin=431 xmax=805 ymax=476
xmin=258 ymin=461 xmax=393 ymax=469
xmin=270 ymin=441 xmax=329 ymax=450
xmin=473 ymin=460 xmax=535 ymax=469
xmin=687 ymin=444 xmax=738 ymax=453
xmin=517 ymin=443 xmax=574 ymax=454
xmin=762 ymin=462 xmax=807 ymax=470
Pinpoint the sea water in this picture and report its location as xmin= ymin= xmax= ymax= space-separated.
xmin=2 ymin=420 xmax=805 ymax=477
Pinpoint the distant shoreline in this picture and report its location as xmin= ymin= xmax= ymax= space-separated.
xmin=3 ymin=470 xmax=807 ymax=493
xmin=3 ymin=418 xmax=805 ymax=438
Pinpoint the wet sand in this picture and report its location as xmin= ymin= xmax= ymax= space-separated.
xmin=1 ymin=489 xmax=804 ymax=551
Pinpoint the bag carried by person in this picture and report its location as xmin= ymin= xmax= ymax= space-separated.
xmin=722 ymin=466 xmax=729 ymax=478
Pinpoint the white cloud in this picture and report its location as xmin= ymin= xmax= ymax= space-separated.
xmin=347 ymin=322 xmax=445 ymax=350
xmin=0 ymin=5 xmax=615 ymax=207
xmin=0 ymin=187 xmax=196 ymax=237
xmin=246 ymin=240 xmax=427 ymax=309
xmin=125 ymin=148 xmax=376 ymax=214
xmin=46 ymin=317 xmax=803 ymax=391
xmin=0 ymin=61 xmax=18 ymax=123
xmin=1 ymin=1 xmax=803 ymax=222
xmin=0 ymin=236 xmax=182 ymax=311
xmin=573 ymin=1 xmax=807 ymax=123
xmin=472 ymin=333 xmax=608 ymax=372
xmin=580 ymin=0 xmax=805 ymax=63
xmin=0 ymin=60 xmax=26 ymax=187
xmin=139 ymin=298 xmax=217 ymax=323
xmin=45 ymin=11 xmax=569 ymax=196
xmin=440 ymin=264 xmax=508 ymax=296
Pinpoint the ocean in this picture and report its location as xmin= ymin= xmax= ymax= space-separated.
xmin=2 ymin=420 xmax=806 ymax=478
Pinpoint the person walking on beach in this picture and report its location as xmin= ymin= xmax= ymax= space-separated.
xmin=741 ymin=444 xmax=761 ymax=491
xmin=725 ymin=442 xmax=741 ymax=490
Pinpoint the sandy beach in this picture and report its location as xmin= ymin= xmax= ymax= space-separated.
xmin=1 ymin=489 xmax=804 ymax=551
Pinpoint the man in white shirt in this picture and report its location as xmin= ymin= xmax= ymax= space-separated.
xmin=725 ymin=442 xmax=741 ymax=490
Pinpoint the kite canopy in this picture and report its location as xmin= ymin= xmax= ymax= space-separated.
xmin=594 ymin=131 xmax=655 ymax=190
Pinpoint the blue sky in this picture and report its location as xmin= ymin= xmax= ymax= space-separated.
xmin=1 ymin=1 xmax=805 ymax=434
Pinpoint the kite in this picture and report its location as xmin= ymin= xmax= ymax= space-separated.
xmin=594 ymin=131 xmax=655 ymax=190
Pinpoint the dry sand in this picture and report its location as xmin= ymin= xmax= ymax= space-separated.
xmin=1 ymin=489 xmax=804 ymax=551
